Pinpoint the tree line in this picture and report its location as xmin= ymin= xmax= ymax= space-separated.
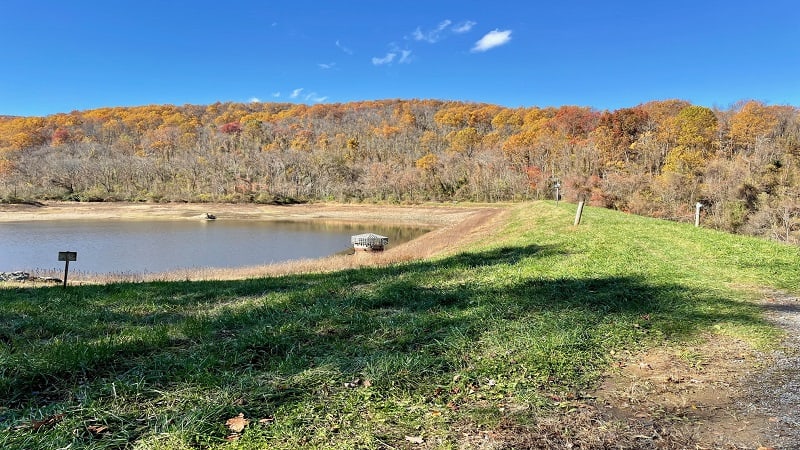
xmin=0 ymin=99 xmax=798 ymax=243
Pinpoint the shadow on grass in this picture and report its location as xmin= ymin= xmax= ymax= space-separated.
xmin=0 ymin=243 xmax=771 ymax=444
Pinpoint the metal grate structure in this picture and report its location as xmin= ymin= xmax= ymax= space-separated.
xmin=350 ymin=233 xmax=389 ymax=251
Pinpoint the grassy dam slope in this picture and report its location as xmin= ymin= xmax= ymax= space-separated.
xmin=1 ymin=202 xmax=798 ymax=449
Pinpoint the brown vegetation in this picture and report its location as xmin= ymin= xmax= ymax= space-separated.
xmin=1 ymin=99 xmax=798 ymax=243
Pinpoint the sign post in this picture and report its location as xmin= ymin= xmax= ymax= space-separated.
xmin=58 ymin=251 xmax=77 ymax=287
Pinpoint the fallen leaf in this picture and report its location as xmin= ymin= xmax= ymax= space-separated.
xmin=226 ymin=434 xmax=240 ymax=441
xmin=258 ymin=417 xmax=275 ymax=425
xmin=405 ymin=435 xmax=424 ymax=444
xmin=225 ymin=413 xmax=250 ymax=433
xmin=362 ymin=379 xmax=372 ymax=387
xmin=87 ymin=424 xmax=108 ymax=435
xmin=31 ymin=414 xmax=64 ymax=431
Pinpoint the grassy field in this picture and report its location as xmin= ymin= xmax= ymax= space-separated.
xmin=1 ymin=202 xmax=798 ymax=449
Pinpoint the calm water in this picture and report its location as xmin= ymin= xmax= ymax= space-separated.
xmin=0 ymin=219 xmax=428 ymax=274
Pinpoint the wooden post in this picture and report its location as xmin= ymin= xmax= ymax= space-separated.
xmin=63 ymin=259 xmax=69 ymax=287
xmin=574 ymin=197 xmax=586 ymax=226
xmin=58 ymin=251 xmax=77 ymax=287
xmin=695 ymin=202 xmax=702 ymax=227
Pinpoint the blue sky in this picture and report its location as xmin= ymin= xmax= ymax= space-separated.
xmin=1 ymin=0 xmax=798 ymax=117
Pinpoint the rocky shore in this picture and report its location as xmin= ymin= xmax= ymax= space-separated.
xmin=0 ymin=271 xmax=61 ymax=283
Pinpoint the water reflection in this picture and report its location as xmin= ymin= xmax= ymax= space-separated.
xmin=0 ymin=219 xmax=429 ymax=274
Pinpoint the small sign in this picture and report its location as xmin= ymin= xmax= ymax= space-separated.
xmin=58 ymin=251 xmax=77 ymax=262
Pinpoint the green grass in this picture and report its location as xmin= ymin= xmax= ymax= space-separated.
xmin=1 ymin=202 xmax=798 ymax=449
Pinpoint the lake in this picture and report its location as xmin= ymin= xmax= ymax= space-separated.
xmin=0 ymin=219 xmax=429 ymax=274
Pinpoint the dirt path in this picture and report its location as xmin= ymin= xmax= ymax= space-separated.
xmin=742 ymin=292 xmax=800 ymax=448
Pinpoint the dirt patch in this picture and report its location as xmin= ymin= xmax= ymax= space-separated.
xmin=453 ymin=330 xmax=790 ymax=449
xmin=588 ymin=291 xmax=800 ymax=450
xmin=452 ymin=291 xmax=800 ymax=449
xmin=594 ymin=338 xmax=774 ymax=449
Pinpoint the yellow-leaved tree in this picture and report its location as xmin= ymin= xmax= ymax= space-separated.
xmin=662 ymin=106 xmax=718 ymax=176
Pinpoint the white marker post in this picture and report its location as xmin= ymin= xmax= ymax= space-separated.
xmin=574 ymin=196 xmax=586 ymax=226
xmin=695 ymin=202 xmax=703 ymax=227
xmin=58 ymin=251 xmax=77 ymax=287
xmin=554 ymin=181 xmax=561 ymax=206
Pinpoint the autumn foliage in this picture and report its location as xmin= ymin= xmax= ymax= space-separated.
xmin=1 ymin=99 xmax=798 ymax=243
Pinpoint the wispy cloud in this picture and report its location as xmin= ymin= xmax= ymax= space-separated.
xmin=272 ymin=89 xmax=327 ymax=102
xmin=471 ymin=29 xmax=512 ymax=52
xmin=411 ymin=19 xmax=452 ymax=43
xmin=318 ymin=62 xmax=336 ymax=70
xmin=372 ymin=52 xmax=396 ymax=65
xmin=249 ymin=97 xmax=261 ymax=103
xmin=373 ymin=19 xmax=474 ymax=66
xmin=304 ymin=92 xmax=328 ymax=103
xmin=372 ymin=46 xmax=412 ymax=66
xmin=336 ymin=40 xmax=353 ymax=55
xmin=453 ymin=20 xmax=476 ymax=33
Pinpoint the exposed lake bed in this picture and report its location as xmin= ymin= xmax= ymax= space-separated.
xmin=0 ymin=202 xmax=504 ymax=282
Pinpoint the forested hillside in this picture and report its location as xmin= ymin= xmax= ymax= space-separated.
xmin=1 ymin=99 xmax=798 ymax=243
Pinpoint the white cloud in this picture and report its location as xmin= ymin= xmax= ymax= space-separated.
xmin=271 ymin=89 xmax=327 ymax=103
xmin=318 ymin=62 xmax=336 ymax=70
xmin=336 ymin=40 xmax=353 ymax=55
xmin=372 ymin=52 xmax=396 ymax=65
xmin=249 ymin=97 xmax=261 ymax=103
xmin=453 ymin=20 xmax=476 ymax=33
xmin=398 ymin=50 xmax=412 ymax=64
xmin=412 ymin=19 xmax=452 ymax=43
xmin=304 ymin=92 xmax=328 ymax=103
xmin=471 ymin=29 xmax=512 ymax=52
